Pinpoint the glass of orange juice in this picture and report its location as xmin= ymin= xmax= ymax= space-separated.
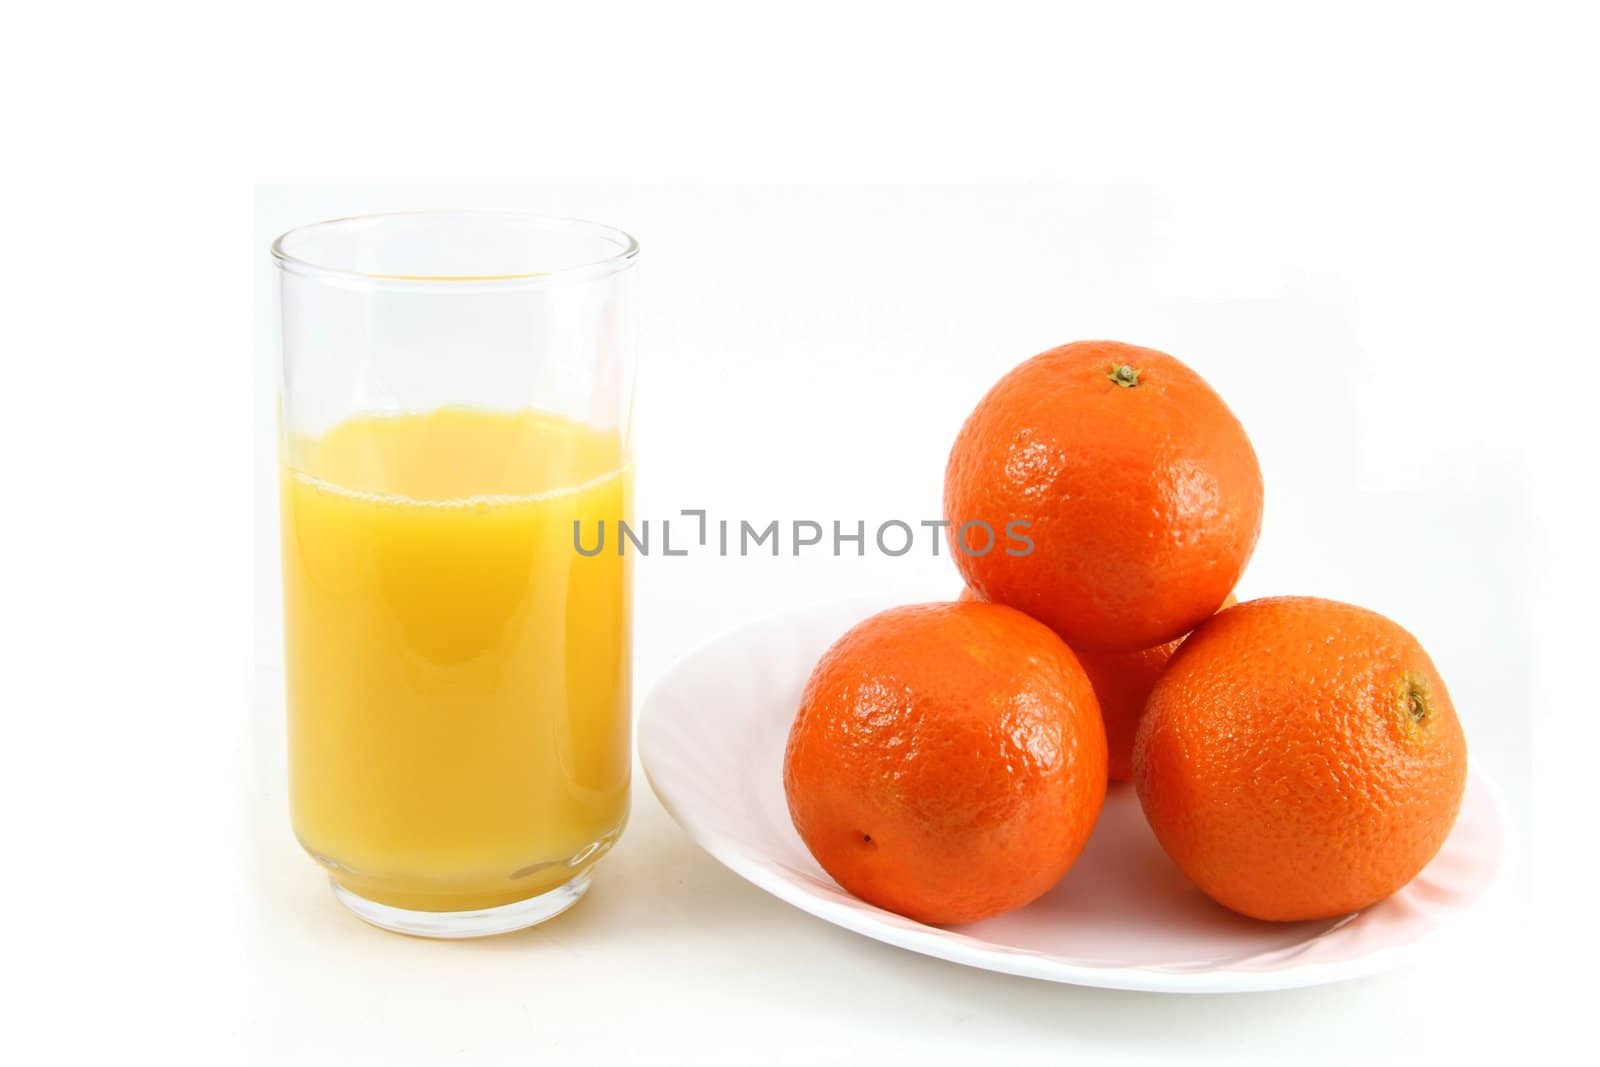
xmin=272 ymin=212 xmax=637 ymax=937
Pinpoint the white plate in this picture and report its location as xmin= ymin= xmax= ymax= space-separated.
xmin=640 ymin=597 xmax=1508 ymax=993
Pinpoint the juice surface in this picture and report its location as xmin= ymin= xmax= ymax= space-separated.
xmin=281 ymin=407 xmax=631 ymax=911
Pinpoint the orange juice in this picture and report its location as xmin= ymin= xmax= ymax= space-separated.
xmin=280 ymin=407 xmax=631 ymax=912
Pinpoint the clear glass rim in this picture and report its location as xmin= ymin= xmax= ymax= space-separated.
xmin=270 ymin=210 xmax=639 ymax=289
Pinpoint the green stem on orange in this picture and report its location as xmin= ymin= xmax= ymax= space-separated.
xmin=1108 ymin=364 xmax=1140 ymax=388
xmin=1402 ymin=672 xmax=1433 ymax=726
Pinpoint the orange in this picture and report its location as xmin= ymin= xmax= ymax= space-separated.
xmin=1133 ymin=596 xmax=1469 ymax=921
xmin=959 ymin=585 xmax=1236 ymax=780
xmin=943 ymin=340 xmax=1263 ymax=652
xmin=783 ymin=602 xmax=1107 ymax=925
xmin=1076 ymin=593 xmax=1237 ymax=781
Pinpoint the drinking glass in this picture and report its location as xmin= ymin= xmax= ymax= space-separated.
xmin=273 ymin=212 xmax=638 ymax=937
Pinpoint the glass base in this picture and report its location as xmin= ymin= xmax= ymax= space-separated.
xmin=331 ymin=868 xmax=592 ymax=938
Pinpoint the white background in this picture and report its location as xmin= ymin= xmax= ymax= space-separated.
xmin=8 ymin=3 xmax=1598 ymax=1064
xmin=253 ymin=181 xmax=1535 ymax=1061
